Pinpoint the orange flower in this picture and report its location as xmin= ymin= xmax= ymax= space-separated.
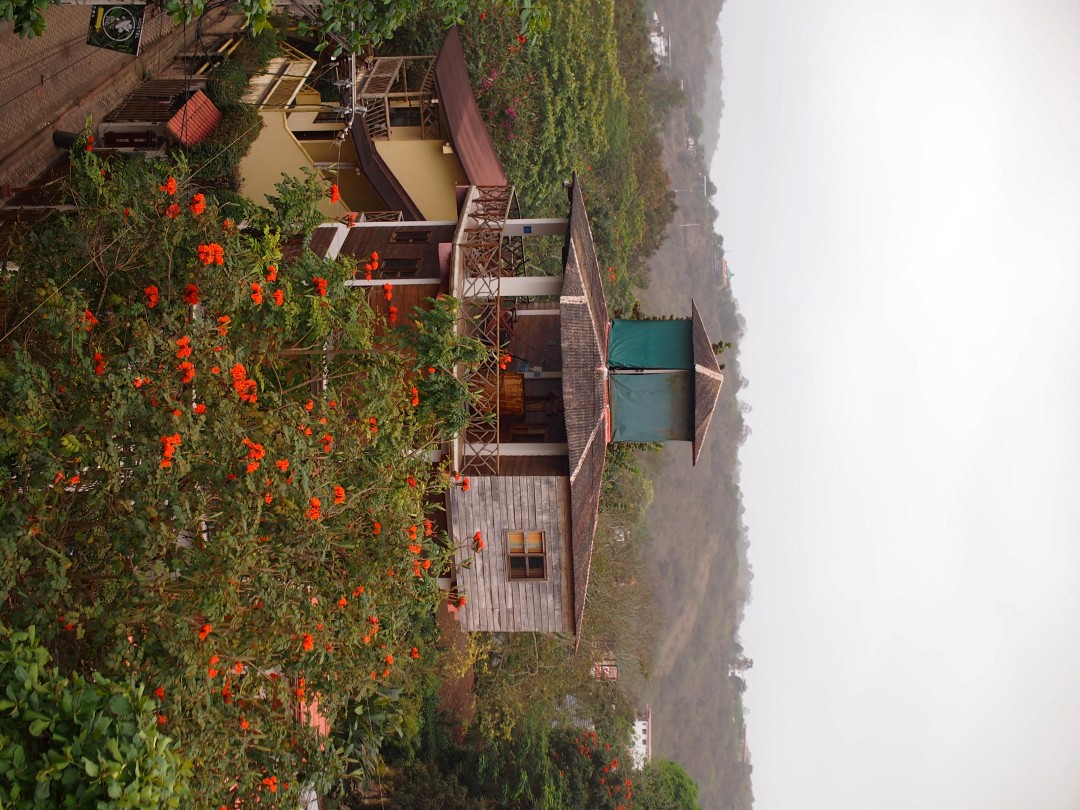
xmin=262 ymin=776 xmax=278 ymax=793
xmin=246 ymin=461 xmax=260 ymax=474
xmin=388 ymin=305 xmax=398 ymax=324
xmin=461 ymin=477 xmax=471 ymax=492
xmin=408 ymin=544 xmax=422 ymax=555
xmin=157 ymin=714 xmax=167 ymax=725
xmin=160 ymin=176 xmax=177 ymax=195
xmin=240 ymin=717 xmax=250 ymax=730
xmin=153 ymin=686 xmax=165 ymax=699
xmin=198 ymin=622 xmax=211 ymax=641
xmin=211 ymin=366 xmax=220 ymax=375
xmin=165 ymin=203 xmax=180 ymax=219
xmin=178 ymin=361 xmax=195 ymax=384
xmin=189 ymin=193 xmax=206 ymax=215
xmin=93 ymin=353 xmax=105 ymax=376
xmin=372 ymin=522 xmax=381 ymax=535
xmin=301 ymin=634 xmax=314 ymax=651
xmin=175 ymin=335 xmax=192 ymax=358
xmin=334 ymin=485 xmax=345 ymax=504
xmin=144 ymin=285 xmax=160 ymax=308
xmin=183 ymin=283 xmax=199 ymax=305
xmin=329 ymin=183 xmax=341 ymax=203
xmin=196 ymin=243 xmax=224 ymax=266
xmin=275 ymin=459 xmax=289 ymax=472
xmin=216 ymin=315 xmax=230 ymax=336
xmin=250 ymin=283 xmax=264 ymax=305
xmin=385 ymin=653 xmax=394 ymax=666
xmin=266 ymin=265 xmax=277 ymax=282
xmin=306 ymin=497 xmax=321 ymax=521
xmin=410 ymin=646 xmax=419 ymax=659
xmin=337 ymin=597 xmax=347 ymax=607
xmin=383 ymin=282 xmax=393 ymax=301
xmin=272 ymin=288 xmax=284 ymax=306
xmin=194 ymin=403 xmax=206 ymax=415
xmin=407 ymin=474 xmax=416 ymax=488
xmin=313 ymin=276 xmax=328 ymax=297
xmin=371 ymin=251 xmax=379 ymax=261
xmin=304 ymin=400 xmax=314 ymax=412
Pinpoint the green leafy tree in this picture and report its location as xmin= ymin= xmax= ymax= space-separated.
xmin=0 ymin=623 xmax=191 ymax=808
xmin=633 ymin=759 xmax=701 ymax=810
xmin=0 ymin=143 xmax=489 ymax=805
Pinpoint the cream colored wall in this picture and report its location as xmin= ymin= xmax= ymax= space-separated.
xmin=238 ymin=113 xmax=382 ymax=218
xmin=374 ymin=139 xmax=466 ymax=221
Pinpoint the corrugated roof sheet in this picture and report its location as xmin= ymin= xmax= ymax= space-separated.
xmin=690 ymin=300 xmax=724 ymax=465
xmin=559 ymin=177 xmax=610 ymax=637
xmin=165 ymin=91 xmax=222 ymax=147
xmin=434 ymin=27 xmax=508 ymax=187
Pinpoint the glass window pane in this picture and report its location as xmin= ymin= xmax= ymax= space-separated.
xmin=526 ymin=531 xmax=544 ymax=553
xmin=508 ymin=531 xmax=525 ymax=554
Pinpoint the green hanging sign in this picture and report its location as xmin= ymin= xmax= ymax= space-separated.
xmin=86 ymin=4 xmax=145 ymax=56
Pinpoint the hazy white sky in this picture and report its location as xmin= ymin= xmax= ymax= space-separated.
xmin=710 ymin=1 xmax=1080 ymax=808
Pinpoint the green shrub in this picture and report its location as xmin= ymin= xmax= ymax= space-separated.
xmin=185 ymin=102 xmax=264 ymax=188
xmin=0 ymin=623 xmax=192 ymax=808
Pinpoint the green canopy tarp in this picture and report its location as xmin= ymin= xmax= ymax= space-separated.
xmin=609 ymin=371 xmax=693 ymax=442
xmin=608 ymin=320 xmax=693 ymax=370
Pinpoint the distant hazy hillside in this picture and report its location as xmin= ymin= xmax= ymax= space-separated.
xmin=641 ymin=2 xmax=754 ymax=809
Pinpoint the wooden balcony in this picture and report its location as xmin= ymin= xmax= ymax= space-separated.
xmin=355 ymin=56 xmax=439 ymax=141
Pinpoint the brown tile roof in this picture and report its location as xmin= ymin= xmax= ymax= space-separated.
xmin=559 ymin=176 xmax=610 ymax=637
xmin=691 ymin=299 xmax=725 ymax=465
xmin=165 ymin=91 xmax=222 ymax=147
xmin=434 ymin=27 xmax=508 ymax=187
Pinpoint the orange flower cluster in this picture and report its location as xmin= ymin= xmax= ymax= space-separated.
xmin=266 ymin=265 xmax=277 ymax=282
xmin=197 ymin=243 xmax=224 ymax=266
xmin=407 ymin=474 xmax=416 ymax=488
xmin=198 ymin=622 xmax=212 ymax=641
xmin=93 ymin=352 xmax=105 ymax=376
xmin=368 ymin=417 xmax=378 ymax=433
xmin=410 ymin=387 xmax=419 ymax=407
xmin=222 ymin=218 xmax=235 ymax=232
xmin=329 ymin=183 xmax=341 ymax=203
xmin=473 ymin=531 xmax=484 ymax=551
xmin=183 ymin=284 xmax=199 ymax=305
xmin=306 ymin=497 xmax=321 ymax=521
xmin=372 ymin=521 xmax=381 ymax=535
xmin=312 ymin=276 xmax=328 ymax=297
xmin=175 ymin=335 xmax=192 ymax=358
xmin=388 ymin=305 xmax=398 ymax=324
xmin=383 ymin=283 xmax=393 ymax=301
xmin=461 ymin=477 xmax=471 ymax=492
xmin=261 ymin=776 xmax=278 ymax=793
xmin=250 ymin=282 xmax=263 ymax=305
xmin=144 ymin=285 xmax=160 ymax=308
xmin=165 ymin=203 xmax=180 ymax=219
xmin=273 ymin=288 xmax=284 ymax=306
xmin=178 ymin=361 xmax=195 ymax=384
xmin=194 ymin=403 xmax=207 ymax=415
xmin=362 ymin=251 xmax=381 ymax=280
xmin=160 ymin=433 xmax=181 ymax=468
xmin=230 ymin=364 xmax=257 ymax=403
xmin=189 ymin=193 xmax=205 ymax=216
xmin=410 ymin=646 xmax=420 ymax=659
xmin=301 ymin=633 xmax=314 ymax=651
xmin=321 ymin=433 xmax=334 ymax=453
xmin=334 ymin=485 xmax=345 ymax=505
xmin=275 ymin=459 xmax=289 ymax=472
xmin=160 ymin=176 xmax=177 ymax=196
xmin=216 ymin=315 xmax=230 ymax=336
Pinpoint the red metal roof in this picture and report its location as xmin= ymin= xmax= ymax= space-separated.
xmin=165 ymin=91 xmax=222 ymax=147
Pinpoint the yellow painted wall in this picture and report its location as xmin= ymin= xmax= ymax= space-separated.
xmin=238 ymin=113 xmax=381 ymax=219
xmin=375 ymin=138 xmax=466 ymax=221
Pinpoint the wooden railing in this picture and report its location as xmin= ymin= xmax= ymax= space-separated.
xmin=456 ymin=186 xmax=521 ymax=476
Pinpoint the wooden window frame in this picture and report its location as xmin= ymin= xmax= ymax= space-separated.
xmin=507 ymin=530 xmax=546 ymax=581
xmin=377 ymin=257 xmax=420 ymax=278
xmin=391 ymin=229 xmax=432 ymax=244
